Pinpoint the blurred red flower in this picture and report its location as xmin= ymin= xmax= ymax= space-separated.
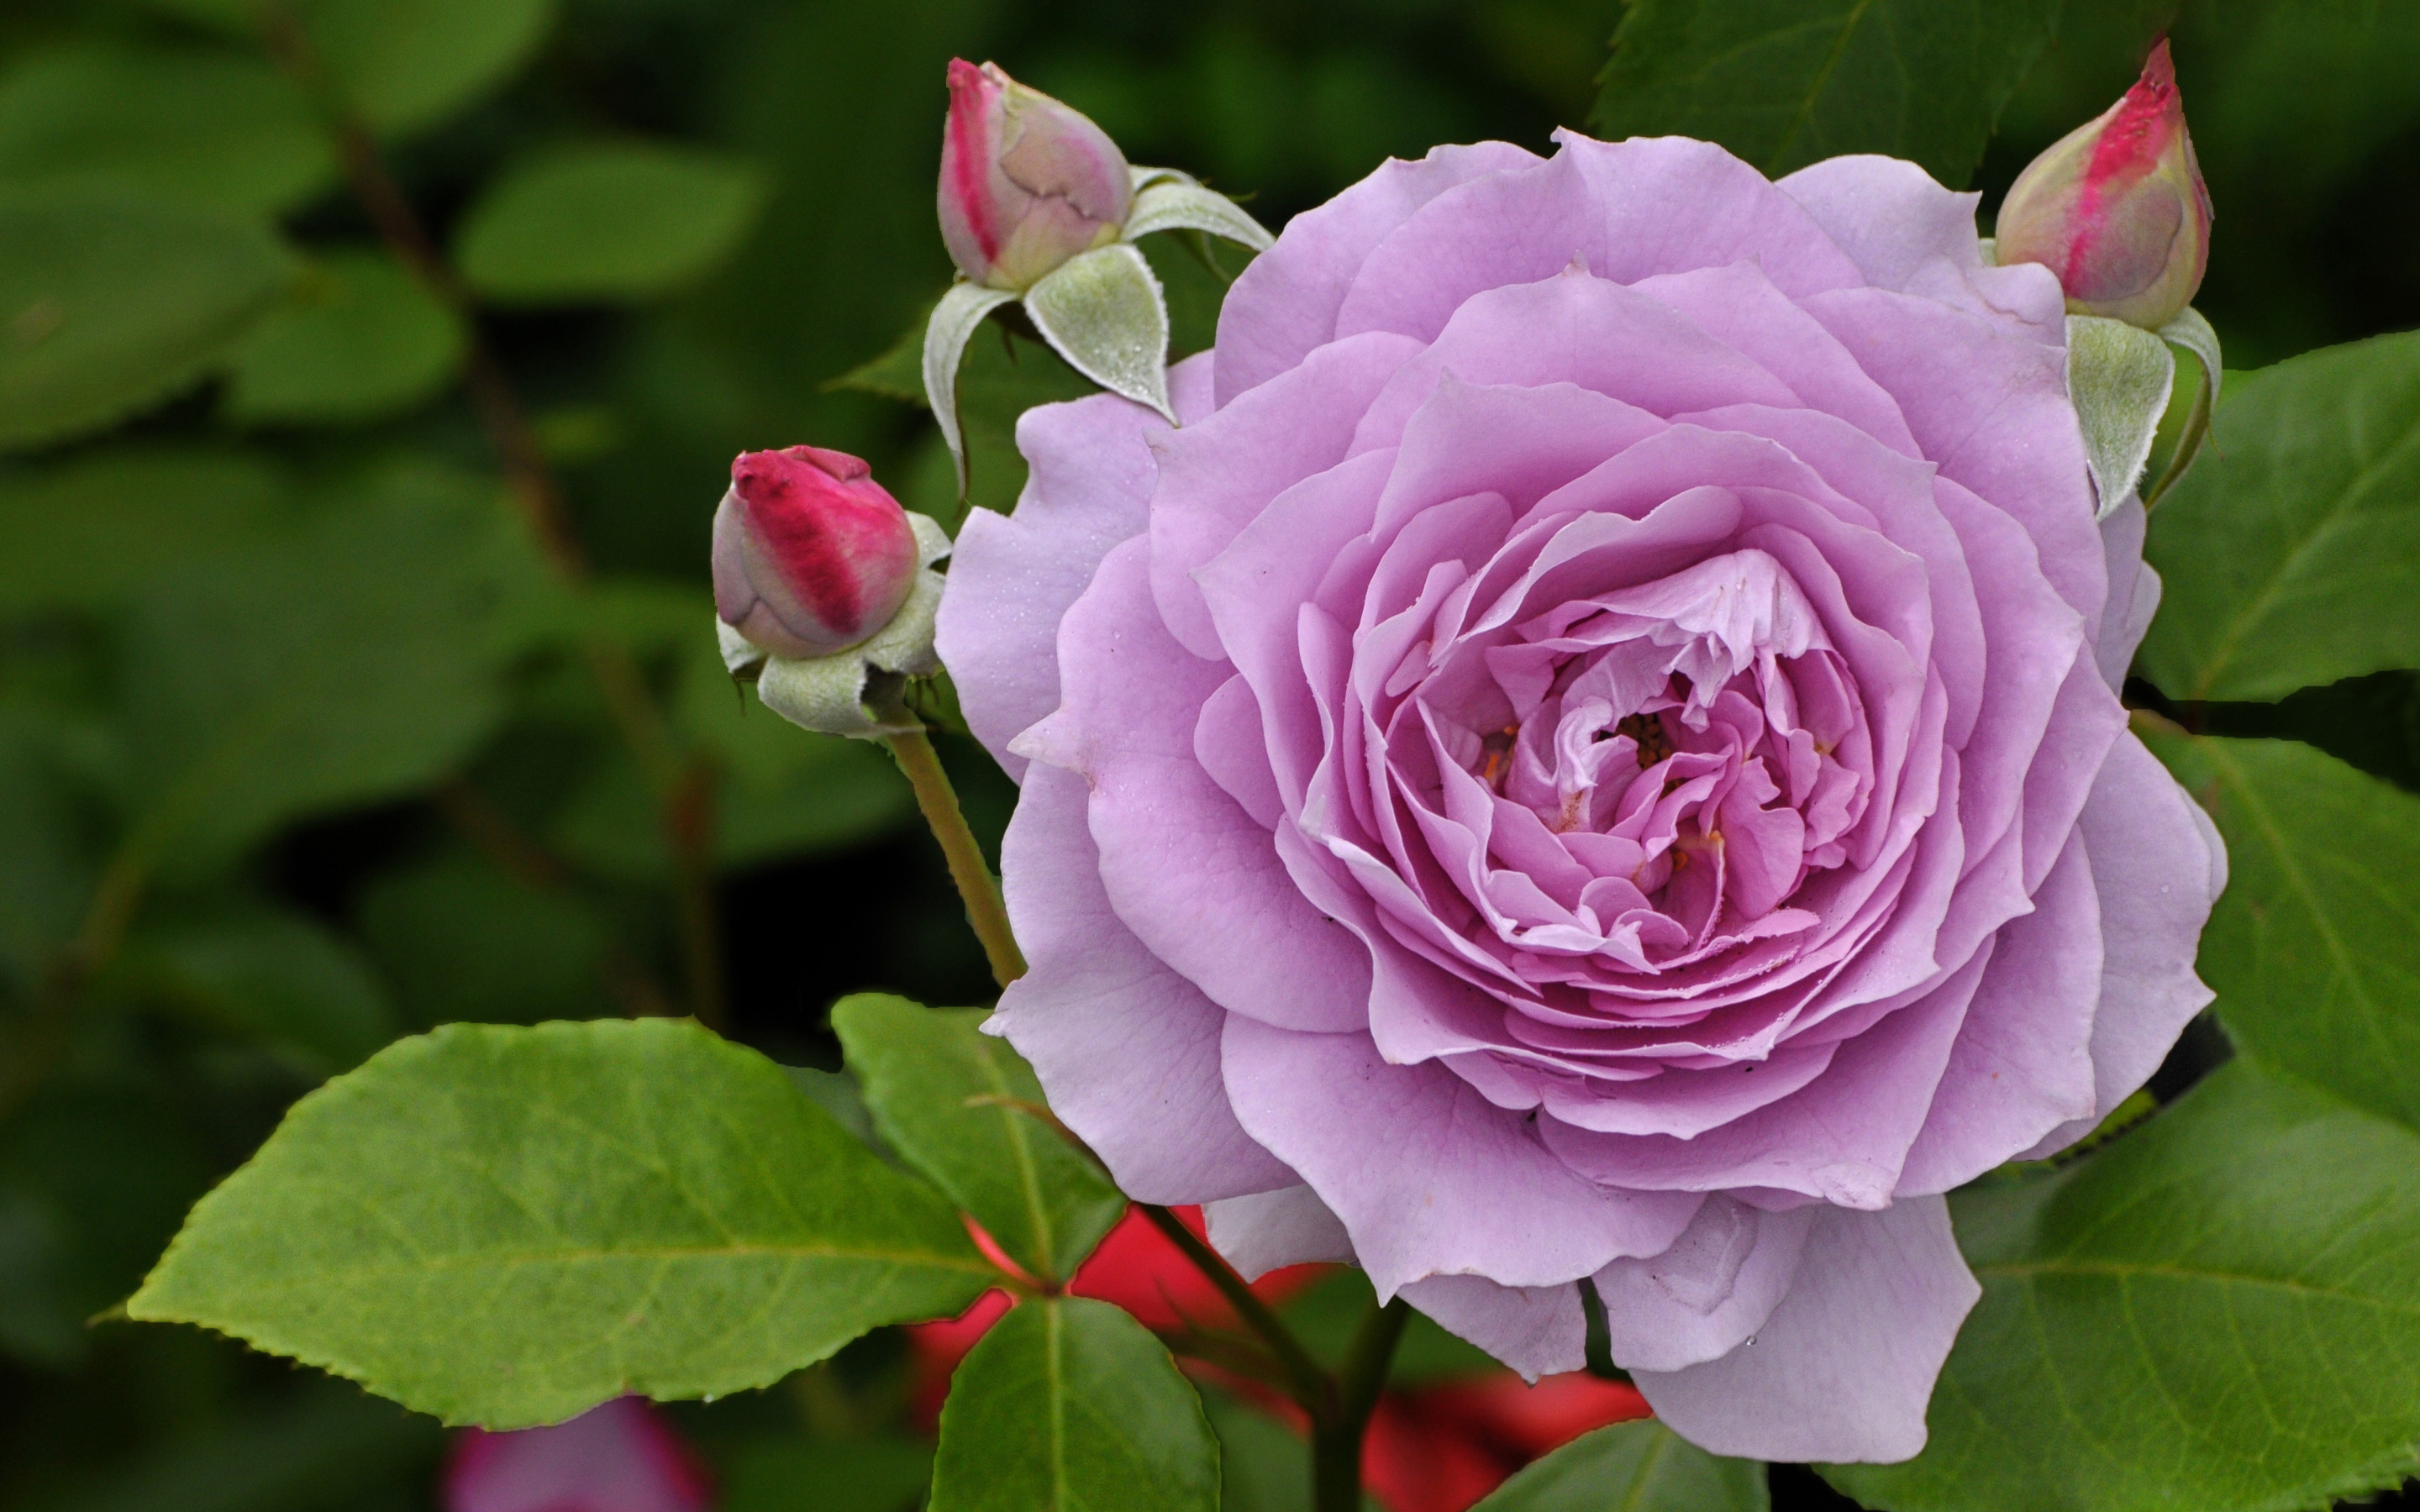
xmin=906 ymin=1206 xmax=1649 ymax=1512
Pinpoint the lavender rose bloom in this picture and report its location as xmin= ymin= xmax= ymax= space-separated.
xmin=937 ymin=133 xmax=2225 ymax=1463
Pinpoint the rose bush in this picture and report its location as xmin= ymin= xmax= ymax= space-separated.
xmin=935 ymin=130 xmax=2226 ymax=1463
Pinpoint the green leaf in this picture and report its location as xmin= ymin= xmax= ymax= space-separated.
xmin=1824 ymin=1063 xmax=2420 ymax=1512
xmin=456 ymin=143 xmax=767 ymax=306
xmin=1202 ymin=1389 xmax=1316 ymax=1512
xmin=127 ymin=1017 xmax=997 ymax=1428
xmin=308 ymin=0 xmax=559 ymax=137
xmin=0 ymin=448 xmax=288 ymax=614
xmin=356 ymin=852 xmax=613 ymax=1027
xmin=114 ymin=906 xmax=394 ymax=1072
xmin=223 ymin=251 xmax=465 ymax=425
xmin=1471 ymin=1420 xmax=1767 ymax=1511
xmin=930 ymin=1295 xmax=1220 ymax=1512
xmin=0 ymin=45 xmax=332 ymax=218
xmin=2140 ymin=330 xmax=2420 ymax=702
xmin=115 ymin=459 xmax=537 ymax=871
xmin=0 ymin=193 xmax=293 ymax=454
xmin=2143 ymin=727 xmax=2420 ymax=1134
xmin=1588 ymin=0 xmax=2063 ymax=187
xmin=831 ymin=994 xmax=1125 ymax=1285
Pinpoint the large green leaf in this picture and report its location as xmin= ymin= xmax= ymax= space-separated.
xmin=0 ymin=448 xmax=288 ymax=613
xmin=0 ymin=194 xmax=293 ymax=453
xmin=223 ymin=251 xmax=465 ymax=425
xmin=127 ymin=1017 xmax=997 ymax=1428
xmin=1825 ymin=1063 xmax=2420 ymax=1512
xmin=2144 ymin=728 xmax=2420 ymax=1134
xmin=114 ymin=459 xmax=537 ymax=871
xmin=456 ymin=144 xmax=767 ymax=306
xmin=831 ymin=994 xmax=1125 ymax=1285
xmin=0 ymin=46 xmax=331 ymax=217
xmin=1470 ymin=1420 xmax=1767 ymax=1511
xmin=308 ymin=0 xmax=560 ymax=137
xmin=2140 ymin=331 xmax=2420 ymax=702
xmin=1588 ymin=0 xmax=2062 ymax=187
xmin=929 ymin=1295 xmax=1221 ymax=1512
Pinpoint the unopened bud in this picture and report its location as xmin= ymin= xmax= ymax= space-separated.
xmin=712 ymin=445 xmax=919 ymax=660
xmin=938 ymin=59 xmax=1132 ymax=292
xmin=1996 ymin=39 xmax=2212 ymax=330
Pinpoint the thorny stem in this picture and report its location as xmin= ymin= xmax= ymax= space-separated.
xmin=260 ymin=7 xmax=726 ymax=1029
xmin=884 ymin=726 xmax=1026 ymax=989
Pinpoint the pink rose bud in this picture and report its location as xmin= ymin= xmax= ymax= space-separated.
xmin=444 ymin=1398 xmax=710 ymax=1512
xmin=1996 ymin=38 xmax=2212 ymax=329
xmin=712 ymin=444 xmax=920 ymax=660
xmin=938 ymin=58 xmax=1133 ymax=291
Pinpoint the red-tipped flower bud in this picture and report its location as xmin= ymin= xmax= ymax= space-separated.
xmin=712 ymin=445 xmax=919 ymax=660
xmin=1996 ymin=39 xmax=2212 ymax=329
xmin=938 ymin=59 xmax=1132 ymax=292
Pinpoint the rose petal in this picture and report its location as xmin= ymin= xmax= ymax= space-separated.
xmin=989 ymin=764 xmax=1297 ymax=1202
xmin=1630 ymin=1196 xmax=1980 ymax=1463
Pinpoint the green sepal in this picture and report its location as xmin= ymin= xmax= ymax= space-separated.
xmin=2066 ymin=314 xmax=2175 ymax=519
xmin=1020 ymin=243 xmax=1174 ymax=423
xmin=1123 ymin=175 xmax=1275 ymax=254
xmin=2144 ymin=306 xmax=2222 ymax=509
xmin=923 ymin=281 xmax=1018 ymax=500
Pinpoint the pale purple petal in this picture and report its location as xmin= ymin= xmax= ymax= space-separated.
xmin=2096 ymin=496 xmax=2162 ymax=690
xmin=934 ymin=353 xmax=1211 ymax=780
xmin=1222 ymin=1016 xmax=1702 ymax=1296
xmin=1591 ymin=1195 xmax=1818 ymax=1373
xmin=1399 ymin=1272 xmax=1584 ymax=1380
xmin=1204 ymin=1184 xmax=1355 ymax=1279
xmin=1215 ymin=142 xmax=1542 ymax=404
xmin=989 ymin=764 xmax=1296 ymax=1202
xmin=1020 ymin=539 xmax=1375 ymax=1032
xmin=1631 ymin=1197 xmax=1980 ymax=1464
xmin=2020 ymin=733 xmax=2223 ymax=1158
xmin=1896 ymin=830 xmax=2102 ymax=1194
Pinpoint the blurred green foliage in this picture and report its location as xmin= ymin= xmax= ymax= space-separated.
xmin=0 ymin=0 xmax=2412 ymax=1509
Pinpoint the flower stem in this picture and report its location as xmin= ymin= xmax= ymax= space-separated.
xmin=1139 ymin=1205 xmax=1336 ymax=1416
xmin=1313 ymin=1294 xmax=1411 ymax=1512
xmin=884 ymin=727 xmax=1026 ymax=989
